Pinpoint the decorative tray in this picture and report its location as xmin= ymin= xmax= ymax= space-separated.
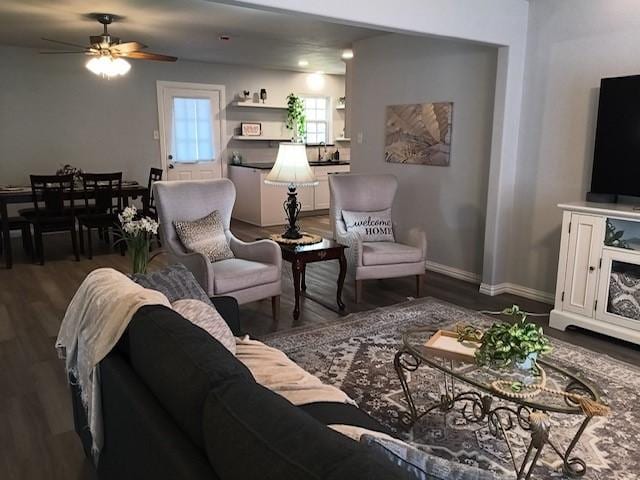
xmin=423 ymin=330 xmax=480 ymax=363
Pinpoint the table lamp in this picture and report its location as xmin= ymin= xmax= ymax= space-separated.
xmin=264 ymin=143 xmax=318 ymax=239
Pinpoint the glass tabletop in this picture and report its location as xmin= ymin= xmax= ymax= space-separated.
xmin=402 ymin=327 xmax=600 ymax=415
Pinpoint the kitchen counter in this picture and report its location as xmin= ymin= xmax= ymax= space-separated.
xmin=230 ymin=161 xmax=350 ymax=170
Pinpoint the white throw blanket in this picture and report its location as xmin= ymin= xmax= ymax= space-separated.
xmin=236 ymin=336 xmax=356 ymax=407
xmin=55 ymin=268 xmax=171 ymax=459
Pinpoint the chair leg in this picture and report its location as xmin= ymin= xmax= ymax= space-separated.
xmin=78 ymin=224 xmax=85 ymax=255
xmin=271 ymin=295 xmax=280 ymax=321
xmin=70 ymin=225 xmax=80 ymax=262
xmin=22 ymin=225 xmax=33 ymax=255
xmin=87 ymin=226 xmax=93 ymax=260
xmin=34 ymin=227 xmax=44 ymax=265
xmin=416 ymin=274 xmax=425 ymax=297
xmin=355 ymin=279 xmax=362 ymax=304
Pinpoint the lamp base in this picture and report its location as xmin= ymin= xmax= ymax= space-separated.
xmin=282 ymin=185 xmax=302 ymax=239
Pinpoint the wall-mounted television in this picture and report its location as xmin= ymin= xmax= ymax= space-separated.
xmin=590 ymin=74 xmax=640 ymax=201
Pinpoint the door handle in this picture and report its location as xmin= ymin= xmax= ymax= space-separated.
xmin=168 ymin=164 xmax=175 ymax=169
xmin=589 ymin=266 xmax=595 ymax=271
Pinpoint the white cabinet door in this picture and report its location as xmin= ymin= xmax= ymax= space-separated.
xmin=595 ymin=248 xmax=640 ymax=331
xmin=562 ymin=214 xmax=604 ymax=317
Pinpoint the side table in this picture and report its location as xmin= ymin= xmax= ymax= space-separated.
xmin=277 ymin=238 xmax=348 ymax=320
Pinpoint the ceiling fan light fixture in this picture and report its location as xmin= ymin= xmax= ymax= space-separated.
xmin=86 ymin=55 xmax=131 ymax=78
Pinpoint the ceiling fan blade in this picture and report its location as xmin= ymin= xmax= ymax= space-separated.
xmin=40 ymin=51 xmax=90 ymax=54
xmin=121 ymin=51 xmax=177 ymax=62
xmin=41 ymin=37 xmax=90 ymax=50
xmin=111 ymin=41 xmax=147 ymax=54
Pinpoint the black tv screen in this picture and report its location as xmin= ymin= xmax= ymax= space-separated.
xmin=591 ymin=74 xmax=640 ymax=197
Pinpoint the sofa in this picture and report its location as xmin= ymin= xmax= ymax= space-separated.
xmin=69 ymin=296 xmax=410 ymax=480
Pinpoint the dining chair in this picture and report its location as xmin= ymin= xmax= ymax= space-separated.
xmin=23 ymin=174 xmax=80 ymax=265
xmin=144 ymin=167 xmax=163 ymax=219
xmin=77 ymin=172 xmax=123 ymax=259
xmin=0 ymin=217 xmax=32 ymax=258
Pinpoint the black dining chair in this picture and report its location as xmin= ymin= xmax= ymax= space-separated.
xmin=23 ymin=174 xmax=80 ymax=265
xmin=144 ymin=167 xmax=163 ymax=219
xmin=0 ymin=217 xmax=32 ymax=258
xmin=77 ymin=172 xmax=123 ymax=259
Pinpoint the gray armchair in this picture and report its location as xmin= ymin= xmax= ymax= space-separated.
xmin=154 ymin=179 xmax=281 ymax=318
xmin=329 ymin=174 xmax=426 ymax=303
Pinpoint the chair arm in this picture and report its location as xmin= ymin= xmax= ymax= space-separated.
xmin=210 ymin=296 xmax=242 ymax=336
xmin=396 ymin=227 xmax=427 ymax=261
xmin=336 ymin=226 xmax=363 ymax=267
xmin=229 ymin=236 xmax=282 ymax=270
xmin=168 ymin=250 xmax=213 ymax=295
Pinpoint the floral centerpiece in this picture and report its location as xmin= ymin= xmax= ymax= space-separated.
xmin=116 ymin=206 xmax=159 ymax=274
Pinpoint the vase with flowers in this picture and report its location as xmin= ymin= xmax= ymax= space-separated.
xmin=116 ymin=206 xmax=159 ymax=274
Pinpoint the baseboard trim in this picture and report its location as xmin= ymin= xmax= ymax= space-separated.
xmin=479 ymin=282 xmax=554 ymax=305
xmin=425 ymin=261 xmax=481 ymax=285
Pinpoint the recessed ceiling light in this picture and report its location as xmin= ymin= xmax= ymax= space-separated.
xmin=341 ymin=49 xmax=354 ymax=60
xmin=219 ymin=35 xmax=231 ymax=41
xmin=298 ymin=59 xmax=309 ymax=67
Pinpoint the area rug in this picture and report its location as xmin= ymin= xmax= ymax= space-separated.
xmin=265 ymin=297 xmax=638 ymax=479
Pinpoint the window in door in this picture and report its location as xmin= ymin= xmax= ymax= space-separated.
xmin=302 ymin=96 xmax=330 ymax=144
xmin=172 ymin=97 xmax=215 ymax=163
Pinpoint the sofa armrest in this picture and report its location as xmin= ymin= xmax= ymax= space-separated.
xmin=336 ymin=225 xmax=363 ymax=267
xmin=168 ymin=251 xmax=213 ymax=295
xmin=210 ymin=296 xmax=242 ymax=336
xmin=229 ymin=236 xmax=282 ymax=270
xmin=396 ymin=227 xmax=427 ymax=261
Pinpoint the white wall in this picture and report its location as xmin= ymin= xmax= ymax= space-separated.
xmin=0 ymin=45 xmax=345 ymax=187
xmin=508 ymin=0 xmax=640 ymax=297
xmin=350 ymin=34 xmax=497 ymax=277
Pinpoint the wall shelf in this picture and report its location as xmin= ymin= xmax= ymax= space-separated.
xmin=335 ymin=137 xmax=351 ymax=142
xmin=231 ymin=101 xmax=287 ymax=110
xmin=336 ymin=104 xmax=346 ymax=110
xmin=232 ymin=135 xmax=291 ymax=141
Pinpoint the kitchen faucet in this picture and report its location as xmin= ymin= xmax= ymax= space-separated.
xmin=317 ymin=142 xmax=327 ymax=162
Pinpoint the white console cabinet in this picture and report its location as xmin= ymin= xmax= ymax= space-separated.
xmin=550 ymin=201 xmax=640 ymax=344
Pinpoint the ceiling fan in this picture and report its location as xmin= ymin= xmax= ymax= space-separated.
xmin=41 ymin=13 xmax=177 ymax=77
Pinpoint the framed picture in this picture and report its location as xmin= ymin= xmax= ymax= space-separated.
xmin=384 ymin=102 xmax=453 ymax=166
xmin=241 ymin=122 xmax=262 ymax=136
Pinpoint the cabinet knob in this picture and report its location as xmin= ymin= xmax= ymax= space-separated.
xmin=589 ymin=266 xmax=595 ymax=271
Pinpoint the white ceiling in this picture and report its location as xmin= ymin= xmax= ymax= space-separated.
xmin=0 ymin=0 xmax=386 ymax=74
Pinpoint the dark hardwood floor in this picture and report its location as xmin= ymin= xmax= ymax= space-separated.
xmin=0 ymin=214 xmax=638 ymax=479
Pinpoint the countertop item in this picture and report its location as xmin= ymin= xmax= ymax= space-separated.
xmin=230 ymin=161 xmax=350 ymax=170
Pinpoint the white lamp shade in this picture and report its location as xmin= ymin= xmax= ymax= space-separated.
xmin=264 ymin=143 xmax=318 ymax=186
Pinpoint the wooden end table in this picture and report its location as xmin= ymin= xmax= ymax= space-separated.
xmin=277 ymin=238 xmax=348 ymax=320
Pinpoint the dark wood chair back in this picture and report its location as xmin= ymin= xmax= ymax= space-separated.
xmin=146 ymin=167 xmax=163 ymax=217
xmin=29 ymin=174 xmax=75 ymax=218
xmin=81 ymin=172 xmax=123 ymax=214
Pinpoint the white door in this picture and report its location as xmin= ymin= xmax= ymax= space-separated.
xmin=157 ymin=81 xmax=226 ymax=180
xmin=562 ymin=214 xmax=604 ymax=317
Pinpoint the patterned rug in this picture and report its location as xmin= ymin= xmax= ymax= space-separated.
xmin=265 ymin=298 xmax=638 ymax=479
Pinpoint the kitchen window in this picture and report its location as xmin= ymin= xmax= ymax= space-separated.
xmin=302 ymin=96 xmax=330 ymax=144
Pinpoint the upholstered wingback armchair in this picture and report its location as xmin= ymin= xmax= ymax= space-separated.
xmin=329 ymin=174 xmax=427 ymax=302
xmin=154 ymin=179 xmax=282 ymax=318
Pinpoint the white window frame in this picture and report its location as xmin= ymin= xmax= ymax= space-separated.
xmin=301 ymin=95 xmax=332 ymax=145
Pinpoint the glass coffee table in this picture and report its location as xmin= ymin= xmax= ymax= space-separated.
xmin=394 ymin=327 xmax=603 ymax=480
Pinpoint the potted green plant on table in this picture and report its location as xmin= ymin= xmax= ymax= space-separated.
xmin=116 ymin=206 xmax=159 ymax=274
xmin=286 ymin=93 xmax=306 ymax=143
xmin=459 ymin=305 xmax=552 ymax=371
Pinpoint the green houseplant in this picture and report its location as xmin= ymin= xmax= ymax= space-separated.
xmin=286 ymin=93 xmax=306 ymax=142
xmin=460 ymin=305 xmax=552 ymax=370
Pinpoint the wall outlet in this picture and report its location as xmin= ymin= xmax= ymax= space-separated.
xmin=356 ymin=132 xmax=363 ymax=144
xmin=153 ymin=130 xmax=160 ymax=140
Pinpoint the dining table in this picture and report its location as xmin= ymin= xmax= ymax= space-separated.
xmin=0 ymin=182 xmax=149 ymax=269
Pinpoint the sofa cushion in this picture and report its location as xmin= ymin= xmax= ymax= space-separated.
xmin=362 ymin=242 xmax=422 ymax=266
xmin=173 ymin=209 xmax=234 ymax=262
xmin=360 ymin=434 xmax=502 ymax=480
xmin=127 ymin=304 xmax=254 ymax=449
xmin=172 ymin=299 xmax=236 ymax=355
xmin=212 ymin=258 xmax=279 ymax=294
xmin=131 ymin=263 xmax=213 ymax=305
xmin=342 ymin=208 xmax=395 ymax=242
xmin=202 ymin=380 xmax=409 ymax=480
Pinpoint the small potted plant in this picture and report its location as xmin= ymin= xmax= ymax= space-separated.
xmin=286 ymin=93 xmax=306 ymax=142
xmin=116 ymin=206 xmax=159 ymax=274
xmin=462 ymin=305 xmax=552 ymax=371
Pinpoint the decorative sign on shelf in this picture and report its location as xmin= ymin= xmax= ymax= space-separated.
xmin=384 ymin=102 xmax=453 ymax=166
xmin=241 ymin=122 xmax=262 ymax=137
